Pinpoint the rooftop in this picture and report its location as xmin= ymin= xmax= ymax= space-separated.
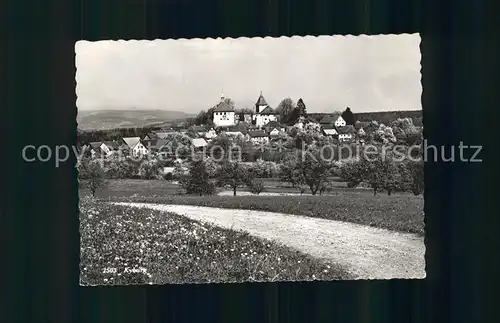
xmin=259 ymin=106 xmax=277 ymax=115
xmin=122 ymin=137 xmax=141 ymax=149
xmin=213 ymin=100 xmax=234 ymax=112
xmin=248 ymin=130 xmax=268 ymax=138
xmin=255 ymin=92 xmax=268 ymax=107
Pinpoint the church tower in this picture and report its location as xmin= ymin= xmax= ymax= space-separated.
xmin=255 ymin=91 xmax=268 ymax=114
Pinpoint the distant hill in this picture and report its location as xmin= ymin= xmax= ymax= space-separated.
xmin=77 ymin=109 xmax=195 ymax=130
xmin=355 ymin=110 xmax=422 ymax=126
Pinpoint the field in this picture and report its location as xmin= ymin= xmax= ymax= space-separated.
xmin=77 ymin=109 xmax=195 ymax=130
xmin=80 ymin=179 xmax=425 ymax=235
xmin=79 ymin=196 xmax=351 ymax=285
xmin=80 ymin=177 xmax=358 ymax=197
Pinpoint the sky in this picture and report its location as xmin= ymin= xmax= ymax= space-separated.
xmin=75 ymin=34 xmax=421 ymax=114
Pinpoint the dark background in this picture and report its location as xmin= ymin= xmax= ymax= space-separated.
xmin=2 ymin=0 xmax=497 ymax=322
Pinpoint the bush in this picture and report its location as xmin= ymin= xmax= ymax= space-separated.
xmin=163 ymin=172 xmax=173 ymax=181
xmin=248 ymin=179 xmax=266 ymax=195
xmin=138 ymin=159 xmax=161 ymax=179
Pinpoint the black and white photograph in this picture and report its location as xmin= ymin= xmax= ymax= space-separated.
xmin=75 ymin=34 xmax=425 ymax=285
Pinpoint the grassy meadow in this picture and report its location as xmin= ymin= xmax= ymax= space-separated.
xmin=79 ymin=196 xmax=351 ymax=285
xmin=80 ymin=178 xmax=424 ymax=235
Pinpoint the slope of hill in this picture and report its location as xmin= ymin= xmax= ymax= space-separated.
xmin=308 ymin=110 xmax=422 ymax=127
xmin=355 ymin=110 xmax=422 ymax=126
xmin=77 ymin=109 xmax=195 ymax=130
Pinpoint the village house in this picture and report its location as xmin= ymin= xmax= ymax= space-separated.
xmin=88 ymin=142 xmax=103 ymax=158
xmin=100 ymin=140 xmax=126 ymax=157
xmin=268 ymin=128 xmax=282 ymax=137
xmin=357 ymin=127 xmax=366 ymax=137
xmin=334 ymin=115 xmax=347 ymax=127
xmin=212 ymin=92 xmax=236 ymax=128
xmin=221 ymin=123 xmax=248 ymax=138
xmin=321 ymin=124 xmax=338 ymax=137
xmin=320 ymin=113 xmax=346 ymax=128
xmin=122 ymin=137 xmax=149 ymax=157
xmin=188 ymin=125 xmax=208 ymax=137
xmin=204 ymin=128 xmax=217 ymax=141
xmin=242 ymin=113 xmax=253 ymax=124
xmin=337 ymin=125 xmax=356 ymax=142
xmin=253 ymin=92 xmax=278 ymax=128
xmin=153 ymin=130 xmax=175 ymax=139
xmin=162 ymin=165 xmax=189 ymax=180
xmin=246 ymin=130 xmax=269 ymax=145
xmin=264 ymin=120 xmax=285 ymax=133
xmin=149 ymin=139 xmax=169 ymax=157
xmin=191 ymin=138 xmax=208 ymax=151
xmin=293 ymin=115 xmax=319 ymax=130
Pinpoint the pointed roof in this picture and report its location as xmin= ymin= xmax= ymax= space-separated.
xmin=122 ymin=137 xmax=141 ymax=149
xmin=155 ymin=132 xmax=175 ymax=139
xmin=323 ymin=128 xmax=338 ymax=136
xmin=89 ymin=142 xmax=102 ymax=149
xmin=320 ymin=113 xmax=342 ymax=124
xmin=259 ymin=106 xmax=276 ymax=115
xmin=226 ymin=123 xmax=248 ymax=133
xmin=255 ymin=92 xmax=268 ymax=106
xmin=102 ymin=141 xmax=120 ymax=150
xmin=321 ymin=123 xmax=337 ymax=130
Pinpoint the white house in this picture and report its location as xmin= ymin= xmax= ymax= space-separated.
xmin=213 ymin=93 xmax=236 ymax=127
xmin=253 ymin=92 xmax=278 ymax=128
xmin=247 ymin=130 xmax=269 ymax=145
xmin=88 ymin=142 xmax=103 ymax=158
xmin=123 ymin=137 xmax=149 ymax=156
xmin=204 ymin=128 xmax=217 ymax=140
xmin=334 ymin=115 xmax=347 ymax=127
xmin=269 ymin=128 xmax=281 ymax=137
xmin=322 ymin=124 xmax=338 ymax=136
xmin=337 ymin=125 xmax=356 ymax=142
xmin=100 ymin=141 xmax=124 ymax=157
xmin=192 ymin=138 xmax=208 ymax=150
xmin=320 ymin=113 xmax=346 ymax=128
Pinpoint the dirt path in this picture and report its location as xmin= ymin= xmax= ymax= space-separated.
xmin=113 ymin=202 xmax=426 ymax=280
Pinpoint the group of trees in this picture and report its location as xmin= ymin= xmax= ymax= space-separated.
xmin=273 ymin=97 xmax=309 ymax=125
xmin=338 ymin=148 xmax=424 ymax=196
xmin=278 ymin=146 xmax=335 ymax=195
xmin=173 ymin=158 xmax=268 ymax=196
xmin=77 ymin=126 xmax=161 ymax=144
xmin=77 ymin=153 xmax=166 ymax=196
